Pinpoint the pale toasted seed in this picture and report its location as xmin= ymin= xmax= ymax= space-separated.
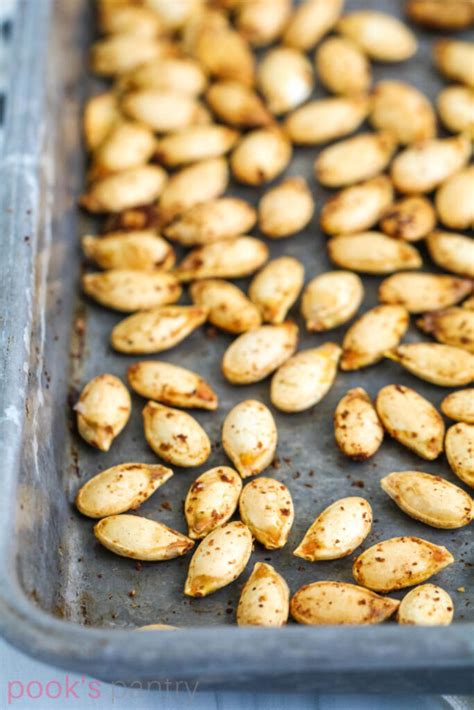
xmin=285 ymin=96 xmax=369 ymax=146
xmin=90 ymin=35 xmax=171 ymax=77
xmin=249 ymin=257 xmax=304 ymax=324
xmin=82 ymin=231 xmax=175 ymax=272
xmin=334 ymin=388 xmax=384 ymax=461
xmin=89 ymin=121 xmax=156 ymax=179
xmin=381 ymin=471 xmax=473 ymax=529
xmin=320 ymin=175 xmax=393 ymax=235
xmin=155 ymin=124 xmax=239 ymax=167
xmin=426 ymin=231 xmax=474 ymax=278
xmin=147 ymin=0 xmax=205 ymax=31
xmin=222 ymin=322 xmax=298 ymax=385
xmin=94 ymin=515 xmax=194 ymax=561
xmin=205 ymin=80 xmax=273 ymax=128
xmin=185 ymin=466 xmax=242 ymax=539
xmin=417 ymin=307 xmax=474 ymax=353
xmin=231 ymin=128 xmax=292 ymax=186
xmin=391 ymin=134 xmax=471 ymax=194
xmin=397 ymin=584 xmax=454 ymax=626
xmin=336 ymin=11 xmax=417 ymax=62
xmin=341 ymin=305 xmax=409 ymax=370
xmin=143 ymin=401 xmax=211 ymax=467
xmin=236 ymin=0 xmax=291 ymax=47
xmin=435 ymin=167 xmax=474 ymax=230
xmin=165 ymin=197 xmax=257 ymax=246
xmin=407 ymin=0 xmax=474 ymax=30
xmin=301 ymin=271 xmax=364 ymax=332
xmin=283 ymin=0 xmax=343 ymax=50
xmin=258 ymin=177 xmax=314 ymax=238
xmin=83 ymin=93 xmax=120 ymax=151
xmin=315 ymin=36 xmax=371 ymax=96
xmin=240 ymin=477 xmax=294 ymax=549
xmin=237 ymin=563 xmax=289 ymax=627
xmin=291 ymin=582 xmax=399 ymax=625
xmin=222 ymin=399 xmax=277 ymax=477
xmin=379 ymin=273 xmax=472 ymax=313
xmin=257 ymin=47 xmax=313 ymax=115
xmin=111 ymin=305 xmax=208 ymax=354
xmin=75 ymin=374 xmax=131 ymax=452
xmin=441 ymin=389 xmax=474 ymax=424
xmin=190 ymin=279 xmax=261 ymax=333
xmin=380 ymin=196 xmax=436 ymax=242
xmin=437 ymin=85 xmax=474 ymax=138
xmin=176 ymin=236 xmax=269 ymax=282
xmin=315 ymin=132 xmax=397 ymax=188
xmin=434 ymin=40 xmax=474 ymax=88
xmin=122 ymin=89 xmax=209 ymax=133
xmin=127 ymin=360 xmax=218 ymax=410
xmin=79 ymin=165 xmax=167 ymax=214
xmin=121 ymin=57 xmax=207 ymax=95
xmin=446 ymin=422 xmax=474 ymax=487
xmin=353 ymin=537 xmax=454 ymax=592
xmin=184 ymin=521 xmax=253 ymax=597
xmin=369 ymin=81 xmax=436 ymax=145
xmin=76 ymin=463 xmax=173 ymax=519
xmin=328 ymin=233 xmax=422 ymax=273
xmin=385 ymin=343 xmax=474 ymax=387
xmin=82 ymin=270 xmax=181 ymax=312
xmin=376 ymin=384 xmax=445 ymax=460
xmin=270 ymin=344 xmax=341 ymax=413
xmin=192 ymin=23 xmax=255 ymax=86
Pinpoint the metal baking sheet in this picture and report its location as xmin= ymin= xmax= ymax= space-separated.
xmin=0 ymin=0 xmax=472 ymax=693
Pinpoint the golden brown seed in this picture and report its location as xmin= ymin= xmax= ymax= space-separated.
xmin=380 ymin=196 xmax=436 ymax=242
xmin=89 ymin=121 xmax=156 ymax=179
xmin=155 ymin=125 xmax=239 ymax=167
xmin=165 ymin=197 xmax=256 ymax=246
xmin=176 ymin=236 xmax=268 ymax=282
xmin=315 ymin=132 xmax=397 ymax=188
xmin=328 ymin=233 xmax=422 ymax=274
xmin=184 ymin=521 xmax=253 ymax=597
xmin=369 ymin=81 xmax=436 ymax=145
xmin=94 ymin=515 xmax=194 ymax=561
xmin=236 ymin=0 xmax=291 ymax=47
xmin=283 ymin=0 xmax=343 ymax=50
xmin=270 ymin=344 xmax=341 ymax=413
xmin=391 ymin=134 xmax=471 ymax=194
xmin=441 ymin=389 xmax=474 ymax=424
xmin=320 ymin=175 xmax=393 ymax=235
xmin=82 ymin=231 xmax=175 ymax=272
xmin=435 ymin=167 xmax=474 ymax=230
xmin=258 ymin=177 xmax=314 ymax=238
xmin=83 ymin=92 xmax=120 ymax=151
xmin=334 ymin=388 xmax=384 ymax=461
xmin=249 ymin=257 xmax=304 ymax=324
xmin=222 ymin=400 xmax=277 ymax=477
xmin=75 ymin=374 xmax=131 ymax=452
xmin=426 ymin=231 xmax=474 ymax=278
xmin=239 ymin=477 xmax=294 ymax=549
xmin=353 ymin=537 xmax=454 ymax=592
xmin=341 ymin=305 xmax=409 ymax=370
xmin=192 ymin=23 xmax=255 ymax=86
xmin=111 ymin=305 xmax=208 ymax=354
xmin=301 ymin=271 xmax=364 ymax=332
xmin=222 ymin=322 xmax=298 ymax=385
xmin=406 ymin=0 xmax=474 ymax=30
xmin=285 ymin=96 xmax=369 ymax=146
xmin=121 ymin=89 xmax=209 ymax=133
xmin=146 ymin=0 xmax=205 ymax=31
xmin=185 ymin=466 xmax=242 ymax=539
xmin=205 ymin=80 xmax=273 ymax=128
xmin=76 ymin=463 xmax=173 ymax=519
xmin=445 ymin=422 xmax=474 ymax=487
xmin=190 ymin=279 xmax=262 ymax=333
xmin=90 ymin=35 xmax=169 ymax=77
xmin=315 ymin=36 xmax=371 ymax=96
xmin=397 ymin=584 xmax=454 ymax=626
xmin=291 ymin=582 xmax=399 ymax=625
xmin=381 ymin=471 xmax=473 ymax=529
xmin=337 ymin=11 xmax=417 ymax=62
xmin=434 ymin=40 xmax=474 ymax=88
xmin=143 ymin=401 xmax=211 ymax=467
xmin=385 ymin=343 xmax=474 ymax=387
xmin=417 ymin=307 xmax=474 ymax=353
xmin=237 ymin=563 xmax=289 ymax=627
xmin=121 ymin=57 xmax=207 ymax=95
xmin=376 ymin=385 xmax=445 ymax=460
xmin=257 ymin=47 xmax=313 ymax=115
xmin=79 ymin=165 xmax=167 ymax=214
xmin=379 ymin=272 xmax=473 ymax=313
xmin=127 ymin=360 xmax=217 ymax=410
xmin=231 ymin=128 xmax=292 ymax=186
xmin=463 ymin=295 xmax=474 ymax=311
xmin=82 ymin=270 xmax=181 ymax=312
xmin=437 ymin=85 xmax=474 ymax=138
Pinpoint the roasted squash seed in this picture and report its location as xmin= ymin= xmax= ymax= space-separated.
xmin=301 ymin=271 xmax=364 ymax=332
xmin=406 ymin=0 xmax=474 ymax=30
xmin=239 ymin=477 xmax=294 ymax=549
xmin=121 ymin=89 xmax=209 ymax=133
xmin=176 ymin=236 xmax=268 ymax=282
xmin=184 ymin=521 xmax=253 ymax=597
xmin=190 ymin=279 xmax=261 ymax=333
xmin=397 ymin=584 xmax=454 ymax=626
xmin=82 ymin=270 xmax=182 ymax=312
xmin=83 ymin=92 xmax=120 ymax=152
xmin=127 ymin=360 xmax=217 ymax=410
xmin=237 ymin=563 xmax=289 ymax=627
xmin=328 ymin=233 xmax=422 ymax=274
xmin=94 ymin=515 xmax=194 ymax=561
xmin=417 ymin=307 xmax=474 ymax=353
xmin=341 ymin=305 xmax=409 ymax=371
xmin=426 ymin=231 xmax=474 ymax=279
xmin=79 ymin=165 xmax=167 ymax=214
xmin=205 ymin=80 xmax=273 ymax=128
xmin=90 ymin=35 xmax=170 ymax=77
xmin=283 ymin=0 xmax=343 ymax=51
xmin=463 ymin=296 xmax=474 ymax=311
xmin=434 ymin=40 xmax=474 ymax=88
xmin=437 ymin=85 xmax=474 ymax=138
xmin=376 ymin=385 xmax=445 ymax=460
xmin=320 ymin=175 xmax=393 ymax=236
xmin=445 ymin=422 xmax=474 ymax=488
xmin=76 ymin=463 xmax=173 ymax=518
xmin=435 ymin=166 xmax=474 ymax=231
xmin=122 ymin=57 xmax=207 ymax=95
xmin=291 ymin=582 xmax=399 ymax=625
xmin=353 ymin=537 xmax=454 ymax=592
xmin=143 ymin=401 xmax=211 ymax=468
xmin=258 ymin=178 xmax=314 ymax=238
xmin=379 ymin=196 xmax=436 ymax=242
xmin=294 ymin=497 xmax=372 ymax=562
xmin=185 ymin=466 xmax=242 ymax=539
xmin=222 ymin=400 xmax=277 ymax=478
xmin=236 ymin=0 xmax=291 ymax=48
xmin=75 ymin=374 xmax=131 ymax=452
xmin=257 ymin=47 xmax=313 ymax=116
xmin=230 ymin=128 xmax=292 ymax=186
xmin=249 ymin=257 xmax=304 ymax=324
xmin=334 ymin=388 xmax=384 ymax=461
xmin=155 ymin=124 xmax=239 ymax=167
xmin=82 ymin=231 xmax=175 ymax=272
xmin=441 ymin=389 xmax=474 ymax=424
xmin=191 ymin=21 xmax=255 ymax=87
xmin=385 ymin=343 xmax=474 ymax=387
xmin=90 ymin=121 xmax=156 ymax=178
xmin=284 ymin=96 xmax=369 ymax=146
xmin=164 ymin=197 xmax=257 ymax=246
xmin=337 ymin=11 xmax=417 ymax=62
xmin=315 ymin=132 xmax=396 ymax=188
xmin=315 ymin=36 xmax=371 ymax=96
xmin=379 ymin=273 xmax=472 ymax=314
xmin=369 ymin=81 xmax=436 ymax=145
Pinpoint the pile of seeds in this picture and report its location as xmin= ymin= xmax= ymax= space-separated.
xmin=75 ymin=0 xmax=473 ymax=629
